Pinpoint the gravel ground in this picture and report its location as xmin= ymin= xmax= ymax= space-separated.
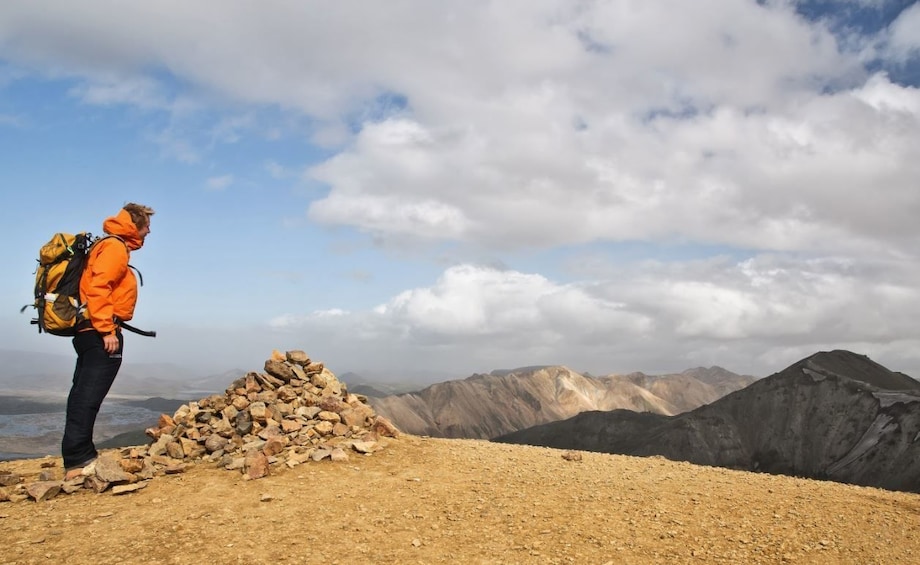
xmin=2 ymin=435 xmax=919 ymax=564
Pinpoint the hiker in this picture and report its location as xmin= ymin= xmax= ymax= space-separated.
xmin=62 ymin=202 xmax=155 ymax=481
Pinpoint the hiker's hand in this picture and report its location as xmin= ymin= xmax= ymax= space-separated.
xmin=102 ymin=333 xmax=120 ymax=354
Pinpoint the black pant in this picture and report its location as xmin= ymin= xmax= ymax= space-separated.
xmin=62 ymin=330 xmax=123 ymax=469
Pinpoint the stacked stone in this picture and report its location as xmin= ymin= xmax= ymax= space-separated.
xmin=144 ymin=349 xmax=399 ymax=479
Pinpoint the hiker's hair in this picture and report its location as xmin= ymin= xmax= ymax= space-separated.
xmin=123 ymin=202 xmax=155 ymax=229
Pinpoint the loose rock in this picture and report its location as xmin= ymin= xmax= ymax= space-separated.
xmin=143 ymin=350 xmax=398 ymax=480
xmin=111 ymin=482 xmax=149 ymax=495
xmin=26 ymin=481 xmax=60 ymax=502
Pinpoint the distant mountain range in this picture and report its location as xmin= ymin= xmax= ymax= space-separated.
xmin=368 ymin=365 xmax=757 ymax=439
xmin=494 ymin=350 xmax=920 ymax=493
xmin=340 ymin=372 xmax=435 ymax=397
xmin=0 ymin=348 xmax=245 ymax=399
xmin=0 ymin=350 xmax=452 ymax=399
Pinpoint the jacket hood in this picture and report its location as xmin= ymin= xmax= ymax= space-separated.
xmin=102 ymin=208 xmax=144 ymax=250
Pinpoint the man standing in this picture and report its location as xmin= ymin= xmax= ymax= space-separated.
xmin=63 ymin=202 xmax=155 ymax=480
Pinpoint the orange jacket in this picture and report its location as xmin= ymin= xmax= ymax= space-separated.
xmin=79 ymin=209 xmax=145 ymax=334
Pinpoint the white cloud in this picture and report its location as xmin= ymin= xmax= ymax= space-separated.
xmin=854 ymin=72 xmax=920 ymax=113
xmin=209 ymin=114 xmax=253 ymax=144
xmin=2 ymin=2 xmax=914 ymax=256
xmin=68 ymin=74 xmax=167 ymax=109
xmin=303 ymin=74 xmax=920 ymax=256
xmin=147 ymin=127 xmax=201 ymax=164
xmin=265 ymin=160 xmax=287 ymax=179
xmin=380 ymin=265 xmax=556 ymax=337
xmin=271 ymin=308 xmax=348 ymax=329
xmin=256 ymin=258 xmax=920 ymax=377
xmin=886 ymin=2 xmax=920 ymax=61
xmin=205 ymin=174 xmax=234 ymax=191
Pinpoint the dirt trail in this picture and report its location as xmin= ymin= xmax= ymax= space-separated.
xmin=2 ymin=435 xmax=919 ymax=564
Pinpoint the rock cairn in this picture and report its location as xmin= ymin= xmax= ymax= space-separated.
xmin=0 ymin=350 xmax=400 ymax=503
xmin=147 ymin=349 xmax=400 ymax=480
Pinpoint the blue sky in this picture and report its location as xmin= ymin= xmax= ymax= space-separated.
xmin=2 ymin=0 xmax=920 ymax=382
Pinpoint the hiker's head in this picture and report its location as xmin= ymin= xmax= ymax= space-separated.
xmin=123 ymin=202 xmax=155 ymax=239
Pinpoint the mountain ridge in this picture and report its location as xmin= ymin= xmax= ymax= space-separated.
xmin=369 ymin=364 xmax=756 ymax=439
xmin=494 ymin=350 xmax=920 ymax=493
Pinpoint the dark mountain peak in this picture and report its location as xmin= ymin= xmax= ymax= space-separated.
xmin=682 ymin=365 xmax=759 ymax=382
xmin=783 ymin=349 xmax=920 ymax=392
xmin=495 ymin=350 xmax=920 ymax=493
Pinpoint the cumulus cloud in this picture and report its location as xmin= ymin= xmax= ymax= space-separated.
xmin=379 ymin=265 xmax=651 ymax=346
xmin=885 ymin=2 xmax=920 ymax=61
xmin=2 ymin=2 xmax=916 ymax=256
xmin=264 ymin=260 xmax=920 ymax=377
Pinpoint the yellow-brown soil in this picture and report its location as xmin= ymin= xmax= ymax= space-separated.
xmin=2 ymin=435 xmax=919 ymax=564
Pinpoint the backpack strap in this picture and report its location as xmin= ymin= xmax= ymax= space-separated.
xmin=92 ymin=236 xmax=154 ymax=337
xmin=95 ymin=235 xmax=143 ymax=286
xmin=130 ymin=264 xmax=144 ymax=286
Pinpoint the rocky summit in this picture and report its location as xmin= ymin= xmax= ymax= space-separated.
xmin=0 ymin=349 xmax=400 ymax=503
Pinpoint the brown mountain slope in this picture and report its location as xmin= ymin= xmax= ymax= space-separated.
xmin=495 ymin=350 xmax=920 ymax=493
xmin=2 ymin=436 xmax=919 ymax=564
xmin=369 ymin=365 xmax=755 ymax=439
xmin=616 ymin=365 xmax=754 ymax=412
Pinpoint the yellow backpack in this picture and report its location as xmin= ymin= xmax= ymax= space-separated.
xmin=22 ymin=232 xmax=98 ymax=336
xmin=22 ymin=232 xmax=156 ymax=337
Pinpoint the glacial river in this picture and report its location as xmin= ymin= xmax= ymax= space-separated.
xmin=0 ymin=401 xmax=163 ymax=461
